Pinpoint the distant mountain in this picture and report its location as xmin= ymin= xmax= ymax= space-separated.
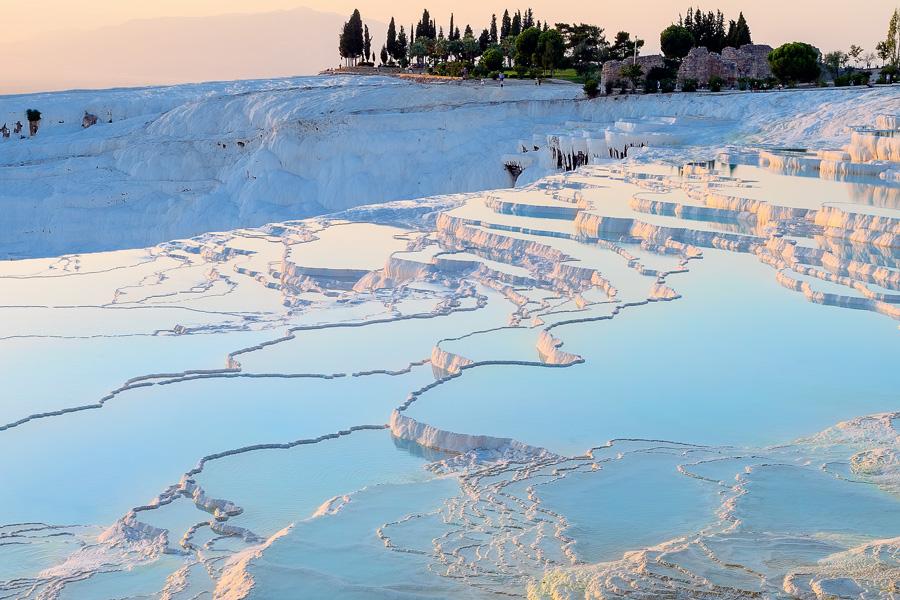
xmin=0 ymin=7 xmax=384 ymax=94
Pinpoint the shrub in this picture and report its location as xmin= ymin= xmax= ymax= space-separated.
xmin=681 ymin=78 xmax=699 ymax=92
xmin=645 ymin=65 xmax=677 ymax=94
xmin=583 ymin=78 xmax=599 ymax=98
xmin=881 ymin=65 xmax=898 ymax=83
xmin=834 ymin=74 xmax=851 ymax=87
xmin=604 ymin=80 xmax=614 ymax=95
xmin=851 ymin=71 xmax=870 ymax=85
xmin=709 ymin=75 xmax=724 ymax=92
xmin=767 ymin=42 xmax=821 ymax=85
xmin=434 ymin=61 xmax=469 ymax=77
xmin=489 ymin=70 xmax=501 ymax=80
xmin=619 ymin=63 xmax=644 ymax=92
xmin=737 ymin=77 xmax=749 ymax=90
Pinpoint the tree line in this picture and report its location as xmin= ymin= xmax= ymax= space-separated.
xmin=337 ymin=6 xmax=663 ymax=79
xmin=337 ymin=6 xmax=900 ymax=91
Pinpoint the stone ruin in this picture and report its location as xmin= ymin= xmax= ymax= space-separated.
xmin=678 ymin=44 xmax=773 ymax=85
xmin=600 ymin=55 xmax=665 ymax=91
xmin=598 ymin=44 xmax=773 ymax=92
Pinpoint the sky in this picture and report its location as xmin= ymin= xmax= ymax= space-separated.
xmin=1 ymin=0 xmax=894 ymax=94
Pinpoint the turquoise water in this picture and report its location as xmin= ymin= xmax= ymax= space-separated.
xmin=1 ymin=143 xmax=898 ymax=599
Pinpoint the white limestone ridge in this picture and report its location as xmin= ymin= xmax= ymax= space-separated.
xmin=389 ymin=410 xmax=550 ymax=457
xmin=2 ymin=78 xmax=898 ymax=257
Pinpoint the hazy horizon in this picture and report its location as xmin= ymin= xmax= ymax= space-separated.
xmin=2 ymin=1 xmax=894 ymax=95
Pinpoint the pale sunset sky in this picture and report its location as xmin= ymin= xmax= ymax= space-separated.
xmin=1 ymin=0 xmax=894 ymax=94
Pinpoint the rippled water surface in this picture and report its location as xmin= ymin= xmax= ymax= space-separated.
xmin=1 ymin=109 xmax=899 ymax=600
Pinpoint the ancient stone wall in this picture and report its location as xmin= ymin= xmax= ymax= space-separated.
xmin=678 ymin=44 xmax=773 ymax=85
xmin=722 ymin=44 xmax=774 ymax=80
xmin=601 ymin=55 xmax=664 ymax=91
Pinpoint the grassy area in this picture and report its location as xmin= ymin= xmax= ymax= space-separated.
xmin=548 ymin=68 xmax=585 ymax=83
xmin=499 ymin=67 xmax=586 ymax=83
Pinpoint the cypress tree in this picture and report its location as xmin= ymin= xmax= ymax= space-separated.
xmin=734 ymin=12 xmax=751 ymax=46
xmin=386 ymin=18 xmax=397 ymax=59
xmin=416 ymin=9 xmax=432 ymax=40
xmin=449 ymin=14 xmax=456 ymax=40
xmin=501 ymin=10 xmax=512 ymax=40
xmin=338 ymin=11 xmax=364 ymax=66
xmin=397 ymin=26 xmax=408 ymax=63
xmin=479 ymin=28 xmax=491 ymax=52
xmin=347 ymin=10 xmax=364 ymax=63
xmin=523 ymin=8 xmax=534 ymax=30
xmin=490 ymin=15 xmax=499 ymax=44
xmin=363 ymin=24 xmax=372 ymax=62
xmin=511 ymin=11 xmax=522 ymax=38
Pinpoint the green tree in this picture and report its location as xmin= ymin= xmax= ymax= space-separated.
xmin=523 ymin=8 xmax=535 ymax=30
xmin=386 ymin=18 xmax=398 ymax=62
xmin=490 ymin=14 xmax=499 ymax=44
xmin=396 ymin=27 xmax=408 ymax=65
xmin=501 ymin=10 xmax=512 ymax=39
xmin=725 ymin=12 xmax=751 ymax=48
xmin=462 ymin=35 xmax=480 ymax=62
xmin=410 ymin=40 xmax=428 ymax=66
xmin=515 ymin=27 xmax=541 ymax=68
xmin=680 ymin=7 xmax=726 ymax=53
xmin=848 ymin=44 xmax=863 ymax=67
xmin=882 ymin=8 xmax=900 ymax=67
xmin=557 ymin=23 xmax=608 ymax=76
xmin=877 ymin=41 xmax=891 ymax=66
xmin=338 ymin=9 xmax=365 ymax=66
xmin=380 ymin=45 xmax=389 ymax=65
xmin=823 ymin=50 xmax=848 ymax=78
xmin=610 ymin=31 xmax=643 ymax=61
xmin=537 ymin=28 xmax=565 ymax=75
xmin=767 ymin=42 xmax=821 ymax=84
xmin=434 ymin=38 xmax=449 ymax=63
xmin=480 ymin=46 xmax=504 ymax=72
xmin=416 ymin=9 xmax=436 ymax=40
xmin=363 ymin=25 xmax=372 ymax=62
xmin=511 ymin=10 xmax=522 ymax=38
xmin=619 ymin=63 xmax=644 ymax=91
xmin=660 ymin=24 xmax=694 ymax=59
xmin=448 ymin=39 xmax=464 ymax=61
xmin=479 ymin=28 xmax=491 ymax=52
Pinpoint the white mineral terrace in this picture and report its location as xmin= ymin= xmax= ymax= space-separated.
xmin=0 ymin=79 xmax=898 ymax=600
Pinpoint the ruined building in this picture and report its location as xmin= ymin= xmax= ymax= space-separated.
xmin=678 ymin=44 xmax=773 ymax=85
